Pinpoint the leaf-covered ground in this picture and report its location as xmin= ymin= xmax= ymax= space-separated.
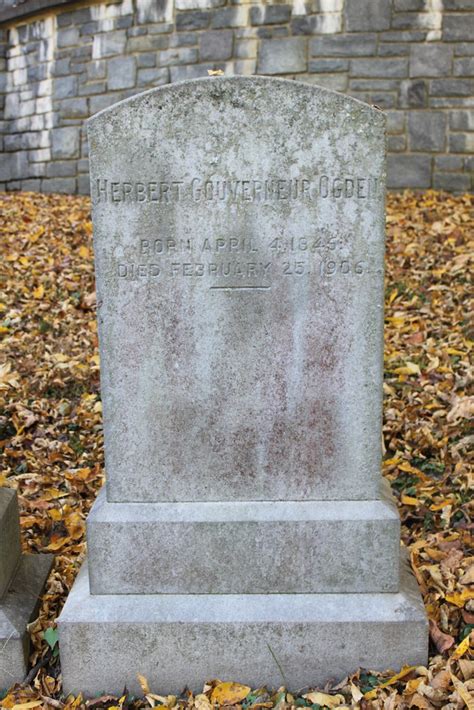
xmin=0 ymin=190 xmax=472 ymax=710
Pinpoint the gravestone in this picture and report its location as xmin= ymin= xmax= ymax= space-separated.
xmin=0 ymin=488 xmax=52 ymax=689
xmin=58 ymin=77 xmax=428 ymax=696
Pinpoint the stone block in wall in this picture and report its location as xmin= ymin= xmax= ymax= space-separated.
xmin=435 ymin=155 xmax=464 ymax=171
xmin=137 ymin=54 xmax=157 ymax=68
xmin=176 ymin=11 xmax=211 ymax=30
xmin=410 ymin=45 xmax=453 ymax=78
xmin=434 ymin=173 xmax=471 ymax=191
xmin=170 ymin=63 xmax=223 ymax=81
xmin=449 ymin=133 xmax=474 ymax=153
xmin=408 ymin=111 xmax=447 ymax=152
xmin=431 ymin=79 xmax=474 ymax=97
xmin=176 ymin=0 xmax=226 ymax=8
xmin=234 ymin=59 xmax=257 ymax=76
xmin=108 ymin=56 xmax=137 ymax=91
xmin=250 ymin=5 xmax=291 ymax=26
xmin=51 ymin=127 xmax=80 ymax=160
xmin=454 ymin=43 xmax=474 ymax=56
xmin=57 ymin=7 xmax=91 ymax=27
xmin=200 ymin=30 xmax=233 ymax=61
xmin=385 ymin=110 xmax=406 ymax=134
xmin=0 ymin=152 xmax=28 ymax=181
xmin=88 ymin=62 xmax=106 ymax=80
xmin=399 ymin=79 xmax=427 ymax=108
xmin=258 ymin=38 xmax=306 ymax=75
xmin=137 ymin=67 xmax=169 ymax=87
xmin=78 ymin=81 xmax=107 ymax=96
xmin=257 ymin=26 xmax=290 ymax=39
xmin=350 ymin=58 xmax=408 ymax=78
xmin=78 ymin=174 xmax=91 ymax=195
xmin=345 ymin=0 xmax=391 ymax=32
xmin=454 ymin=58 xmax=474 ymax=76
xmin=387 ymin=154 xmax=432 ymax=188
xmin=387 ymin=134 xmax=406 ymax=151
xmin=46 ymin=161 xmax=77 ymax=178
xmin=350 ymin=78 xmax=400 ymax=91
xmin=303 ymin=74 xmax=348 ymax=92
xmin=394 ymin=0 xmax=424 ymax=9
xmin=59 ymin=98 xmax=89 ymax=118
xmin=160 ymin=47 xmax=198 ymax=65
xmin=170 ymin=32 xmax=197 ymax=47
xmin=89 ymin=94 xmax=122 ymax=114
xmin=211 ymin=7 xmax=248 ymax=29
xmin=42 ymin=177 xmax=77 ymax=193
xmin=443 ymin=14 xmax=474 ymax=41
xmin=52 ymin=58 xmax=71 ymax=77
xmin=378 ymin=43 xmax=410 ymax=57
xmin=97 ymin=31 xmax=127 ymax=57
xmin=450 ymin=110 xmax=474 ymax=130
xmin=382 ymin=30 xmax=427 ymax=42
xmin=309 ymin=58 xmax=349 ymax=73
xmin=54 ymin=76 xmax=78 ymax=99
xmin=235 ymin=39 xmax=257 ymax=60
xmin=4 ymin=93 xmax=19 ymax=120
xmin=29 ymin=149 xmax=50 ymax=163
xmin=20 ymin=179 xmax=42 ymax=191
xmin=57 ymin=27 xmax=79 ymax=48
xmin=127 ymin=36 xmax=169 ymax=53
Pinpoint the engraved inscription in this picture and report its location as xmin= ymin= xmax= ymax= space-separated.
xmin=116 ymin=232 xmax=369 ymax=288
xmin=93 ymin=175 xmax=380 ymax=204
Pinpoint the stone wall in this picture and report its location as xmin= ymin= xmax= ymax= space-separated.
xmin=0 ymin=0 xmax=473 ymax=194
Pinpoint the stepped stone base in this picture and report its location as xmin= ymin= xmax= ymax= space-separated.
xmin=87 ymin=488 xmax=401 ymax=594
xmin=0 ymin=554 xmax=53 ymax=690
xmin=58 ymin=559 xmax=428 ymax=698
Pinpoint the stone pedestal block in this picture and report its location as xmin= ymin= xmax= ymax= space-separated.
xmin=59 ymin=559 xmax=428 ymax=697
xmin=0 ymin=488 xmax=52 ymax=690
xmin=87 ymin=488 xmax=401 ymax=594
xmin=0 ymin=489 xmax=21 ymax=599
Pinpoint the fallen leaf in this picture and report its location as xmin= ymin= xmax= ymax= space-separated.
xmin=211 ymin=683 xmax=251 ymax=705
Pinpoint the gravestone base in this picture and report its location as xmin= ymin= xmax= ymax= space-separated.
xmin=0 ymin=554 xmax=53 ymax=689
xmin=86 ymin=488 xmax=401 ymax=595
xmin=58 ymin=559 xmax=428 ymax=698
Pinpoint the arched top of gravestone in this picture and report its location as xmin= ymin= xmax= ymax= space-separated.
xmin=87 ymin=76 xmax=385 ymax=136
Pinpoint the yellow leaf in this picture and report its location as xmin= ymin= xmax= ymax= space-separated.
xmin=0 ymin=326 xmax=9 ymax=334
xmin=302 ymin=692 xmax=345 ymax=707
xmin=451 ymin=633 xmax=472 ymax=660
xmin=78 ymin=245 xmax=90 ymax=258
xmin=12 ymin=702 xmax=43 ymax=710
xmin=445 ymin=589 xmax=474 ymax=607
xmin=405 ymin=678 xmax=423 ymax=694
xmin=450 ymin=672 xmax=474 ymax=710
xmin=401 ymin=495 xmax=420 ymax=506
xmin=211 ymin=682 xmax=251 ymax=705
xmin=384 ymin=456 xmax=402 ymax=466
xmin=29 ymin=226 xmax=45 ymax=242
xmin=364 ymin=665 xmax=416 ymax=699
xmin=33 ymin=284 xmax=44 ymax=299
xmin=393 ymin=362 xmax=421 ymax=376
xmin=137 ymin=673 xmax=151 ymax=695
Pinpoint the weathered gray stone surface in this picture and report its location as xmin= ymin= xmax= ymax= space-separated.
xmin=0 ymin=489 xmax=21 ymax=599
xmin=59 ymin=558 xmax=428 ymax=697
xmin=0 ymin=555 xmax=53 ymax=689
xmin=0 ymin=489 xmax=52 ymax=689
xmin=87 ymin=487 xmax=401 ymax=594
xmin=88 ymin=77 xmax=386 ymax=504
